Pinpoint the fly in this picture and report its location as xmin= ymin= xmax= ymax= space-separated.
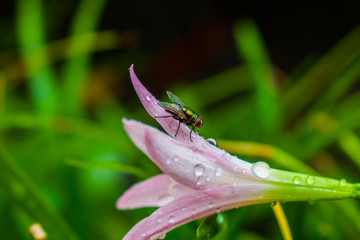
xmin=155 ymin=91 xmax=203 ymax=142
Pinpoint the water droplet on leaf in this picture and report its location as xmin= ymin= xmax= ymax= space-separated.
xmin=339 ymin=179 xmax=347 ymax=186
xmin=293 ymin=176 xmax=302 ymax=184
xmin=306 ymin=176 xmax=315 ymax=185
xmin=251 ymin=161 xmax=270 ymax=178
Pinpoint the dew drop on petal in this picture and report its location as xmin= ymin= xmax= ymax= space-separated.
xmin=192 ymin=208 xmax=197 ymax=214
xmin=194 ymin=164 xmax=205 ymax=176
xmin=197 ymin=176 xmax=205 ymax=186
xmin=215 ymin=167 xmax=223 ymax=177
xmin=166 ymin=158 xmax=171 ymax=164
xmin=146 ymin=95 xmax=151 ymax=101
xmin=221 ymin=152 xmax=231 ymax=161
xmin=142 ymin=232 xmax=147 ymax=237
xmin=293 ymin=176 xmax=302 ymax=184
xmin=306 ymin=176 xmax=315 ymax=185
xmin=158 ymin=233 xmax=166 ymax=239
xmin=208 ymin=201 xmax=214 ymax=208
xmin=206 ymin=138 xmax=217 ymax=146
xmin=157 ymin=217 xmax=163 ymax=223
xmin=251 ymin=161 xmax=270 ymax=179
xmin=174 ymin=156 xmax=179 ymax=162
xmin=168 ymin=216 xmax=175 ymax=223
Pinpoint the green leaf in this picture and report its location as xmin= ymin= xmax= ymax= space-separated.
xmin=233 ymin=19 xmax=280 ymax=137
xmin=64 ymin=158 xmax=148 ymax=178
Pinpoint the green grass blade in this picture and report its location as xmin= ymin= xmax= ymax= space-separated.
xmin=339 ymin=131 xmax=360 ymax=170
xmin=0 ymin=145 xmax=79 ymax=240
xmin=312 ymin=59 xmax=360 ymax=110
xmin=233 ymin=19 xmax=280 ymax=136
xmin=16 ymin=0 xmax=58 ymax=115
xmin=283 ymin=26 xmax=360 ymax=121
xmin=65 ymin=158 xmax=148 ymax=178
xmin=62 ymin=0 xmax=107 ymax=115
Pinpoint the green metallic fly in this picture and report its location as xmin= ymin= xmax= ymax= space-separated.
xmin=156 ymin=91 xmax=203 ymax=142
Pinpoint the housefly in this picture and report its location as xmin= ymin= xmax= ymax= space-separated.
xmin=156 ymin=91 xmax=203 ymax=141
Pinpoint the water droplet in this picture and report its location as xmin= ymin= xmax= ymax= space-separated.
xmin=194 ymin=164 xmax=205 ymax=176
xmin=192 ymin=208 xmax=197 ymax=214
xmin=293 ymin=176 xmax=302 ymax=184
xmin=157 ymin=217 xmax=163 ymax=223
xmin=215 ymin=167 xmax=223 ymax=176
xmin=208 ymin=201 xmax=214 ymax=208
xmin=197 ymin=176 xmax=205 ymax=186
xmin=270 ymin=201 xmax=278 ymax=207
xmin=241 ymin=168 xmax=246 ymax=174
xmin=157 ymin=232 xmax=166 ymax=239
xmin=215 ymin=207 xmax=221 ymax=213
xmin=166 ymin=158 xmax=171 ymax=164
xmin=251 ymin=161 xmax=270 ymax=178
xmin=182 ymin=207 xmax=187 ymax=211
xmin=306 ymin=176 xmax=315 ymax=185
xmin=232 ymin=180 xmax=239 ymax=186
xmin=339 ymin=179 xmax=347 ymax=186
xmin=142 ymin=232 xmax=147 ymax=237
xmin=174 ymin=156 xmax=179 ymax=162
xmin=146 ymin=95 xmax=151 ymax=101
xmin=206 ymin=138 xmax=217 ymax=146
xmin=191 ymin=133 xmax=197 ymax=140
xmin=168 ymin=216 xmax=175 ymax=223
xmin=221 ymin=152 xmax=231 ymax=161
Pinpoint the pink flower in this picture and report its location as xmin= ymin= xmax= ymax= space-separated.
xmin=117 ymin=65 xmax=358 ymax=240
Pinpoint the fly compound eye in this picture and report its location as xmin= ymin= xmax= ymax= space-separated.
xmin=194 ymin=117 xmax=203 ymax=129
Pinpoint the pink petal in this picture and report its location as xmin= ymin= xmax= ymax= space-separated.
xmin=122 ymin=184 xmax=274 ymax=240
xmin=129 ymin=65 xmax=254 ymax=176
xmin=129 ymin=65 xmax=204 ymax=144
xmin=117 ymin=174 xmax=197 ymax=209
xmin=123 ymin=119 xmax=257 ymax=190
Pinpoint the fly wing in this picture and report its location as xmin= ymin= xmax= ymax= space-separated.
xmin=166 ymin=91 xmax=187 ymax=107
xmin=157 ymin=102 xmax=183 ymax=116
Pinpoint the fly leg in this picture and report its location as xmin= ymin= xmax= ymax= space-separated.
xmin=155 ymin=115 xmax=173 ymax=118
xmin=189 ymin=127 xmax=194 ymax=142
xmin=175 ymin=119 xmax=181 ymax=137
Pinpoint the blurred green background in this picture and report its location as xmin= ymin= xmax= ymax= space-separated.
xmin=1 ymin=0 xmax=360 ymax=239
